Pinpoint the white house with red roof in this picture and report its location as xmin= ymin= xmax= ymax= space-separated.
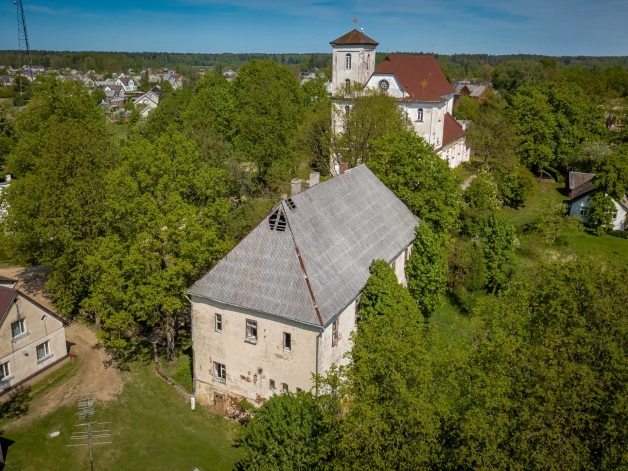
xmin=330 ymin=29 xmax=470 ymax=169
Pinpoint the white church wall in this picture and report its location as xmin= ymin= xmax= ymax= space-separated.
xmin=332 ymin=44 xmax=376 ymax=94
xmin=365 ymin=74 xmax=405 ymax=99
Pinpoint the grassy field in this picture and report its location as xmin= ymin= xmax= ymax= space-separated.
xmin=160 ymin=353 xmax=194 ymax=394
xmin=1 ymin=362 xmax=242 ymax=471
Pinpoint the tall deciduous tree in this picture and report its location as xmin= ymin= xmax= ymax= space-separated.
xmin=368 ymin=130 xmax=462 ymax=236
xmin=587 ymin=192 xmax=616 ymax=234
xmin=477 ymin=214 xmax=516 ymax=292
xmin=454 ymin=261 xmax=628 ymax=470
xmin=232 ymin=60 xmax=304 ymax=187
xmin=3 ymin=77 xmax=113 ymax=314
xmin=334 ymin=88 xmax=409 ymax=168
xmin=406 ymin=223 xmax=448 ymax=317
xmin=594 ymin=145 xmax=628 ymax=200
xmin=491 ymin=60 xmax=545 ymax=96
xmin=335 ymin=260 xmax=440 ymax=469
xmin=82 ymin=130 xmax=233 ymax=359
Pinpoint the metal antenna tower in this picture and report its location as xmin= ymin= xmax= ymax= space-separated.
xmin=67 ymin=394 xmax=112 ymax=471
xmin=14 ymin=0 xmax=34 ymax=94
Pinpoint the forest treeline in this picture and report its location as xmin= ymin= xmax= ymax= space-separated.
xmin=1 ymin=49 xmax=628 ymax=82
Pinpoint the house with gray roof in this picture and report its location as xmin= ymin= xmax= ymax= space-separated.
xmin=567 ymin=171 xmax=627 ymax=230
xmin=188 ymin=165 xmax=419 ymax=412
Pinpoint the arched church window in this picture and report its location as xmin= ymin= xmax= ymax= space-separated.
xmin=417 ymin=108 xmax=424 ymax=121
xmin=378 ymin=80 xmax=389 ymax=90
xmin=345 ymin=53 xmax=352 ymax=70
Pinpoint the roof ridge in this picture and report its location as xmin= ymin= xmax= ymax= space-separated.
xmin=284 ymin=202 xmax=324 ymax=326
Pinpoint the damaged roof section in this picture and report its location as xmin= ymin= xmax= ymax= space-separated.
xmin=188 ymin=165 xmax=419 ymax=327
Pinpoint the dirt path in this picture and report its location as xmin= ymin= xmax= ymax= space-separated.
xmin=0 ymin=266 xmax=123 ymax=425
xmin=461 ymin=174 xmax=477 ymax=190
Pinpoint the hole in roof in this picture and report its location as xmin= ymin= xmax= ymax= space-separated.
xmin=285 ymin=198 xmax=297 ymax=211
xmin=269 ymin=207 xmax=287 ymax=232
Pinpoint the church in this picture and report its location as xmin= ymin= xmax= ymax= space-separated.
xmin=329 ymin=29 xmax=470 ymax=170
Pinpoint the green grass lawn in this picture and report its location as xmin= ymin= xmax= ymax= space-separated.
xmin=114 ymin=123 xmax=130 ymax=142
xmin=1 ymin=363 xmax=242 ymax=471
xmin=160 ymin=353 xmax=193 ymax=394
xmin=501 ymin=181 xmax=567 ymax=231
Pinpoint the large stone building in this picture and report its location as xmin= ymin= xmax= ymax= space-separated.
xmin=188 ymin=165 xmax=418 ymax=412
xmin=330 ymin=29 xmax=470 ymax=170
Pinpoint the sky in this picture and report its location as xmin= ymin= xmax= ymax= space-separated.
xmin=0 ymin=0 xmax=627 ymax=56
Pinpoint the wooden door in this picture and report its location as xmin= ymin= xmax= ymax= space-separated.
xmin=214 ymin=393 xmax=225 ymax=414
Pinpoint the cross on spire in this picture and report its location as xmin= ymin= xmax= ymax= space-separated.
xmin=421 ymin=79 xmax=428 ymax=93
xmin=353 ymin=16 xmax=359 ymax=28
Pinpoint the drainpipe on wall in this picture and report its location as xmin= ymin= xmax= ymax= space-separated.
xmin=184 ymin=293 xmax=196 ymax=397
xmin=315 ymin=328 xmax=323 ymax=397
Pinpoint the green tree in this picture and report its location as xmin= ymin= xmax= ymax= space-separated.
xmin=3 ymin=77 xmax=113 ymax=315
xmin=509 ymin=86 xmax=557 ymax=172
xmin=491 ymin=60 xmax=545 ymax=96
xmin=465 ymin=166 xmax=502 ymax=212
xmin=478 ymin=214 xmax=516 ymax=292
xmin=236 ymin=392 xmax=330 ymax=471
xmin=587 ymin=192 xmax=616 ymax=234
xmin=406 ymin=224 xmax=447 ymax=317
xmin=232 ymin=60 xmax=304 ymax=188
xmin=453 ymin=95 xmax=480 ymax=121
xmin=368 ymin=130 xmax=462 ymax=236
xmin=295 ymin=99 xmax=332 ymax=175
xmin=92 ymin=87 xmax=107 ymax=105
xmin=139 ymin=73 xmax=151 ymax=92
xmin=183 ymin=74 xmax=236 ymax=140
xmin=594 ymin=145 xmax=628 ymax=199
xmin=333 ymin=260 xmax=440 ymax=469
xmin=454 ymin=262 xmax=628 ymax=470
xmin=334 ymin=88 xmax=409 ymax=168
xmin=0 ymin=108 xmax=14 ymax=172
xmin=493 ymin=164 xmax=536 ymax=208
xmin=82 ymin=130 xmax=233 ymax=359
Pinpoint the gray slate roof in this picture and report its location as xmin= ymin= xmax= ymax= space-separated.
xmin=188 ymin=165 xmax=419 ymax=326
xmin=568 ymin=171 xmax=595 ymax=191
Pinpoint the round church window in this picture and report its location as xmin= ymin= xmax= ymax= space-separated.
xmin=378 ymin=80 xmax=390 ymax=90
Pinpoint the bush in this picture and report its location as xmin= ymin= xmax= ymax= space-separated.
xmin=494 ymin=165 xmax=536 ymax=208
xmin=465 ymin=166 xmax=501 ymax=212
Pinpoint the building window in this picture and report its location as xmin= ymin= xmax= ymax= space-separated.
xmin=405 ymin=246 xmax=412 ymax=263
xmin=246 ymin=319 xmax=258 ymax=343
xmin=612 ymin=212 xmax=618 ymax=220
xmin=332 ymin=319 xmax=339 ymax=347
xmin=36 ymin=341 xmax=51 ymax=362
xmin=367 ymin=54 xmax=370 ymax=70
xmin=378 ymin=79 xmax=389 ymax=89
xmin=0 ymin=362 xmax=9 ymax=381
xmin=345 ymin=105 xmax=351 ymax=114
xmin=282 ymin=383 xmax=289 ymax=392
xmin=283 ymin=332 xmax=292 ymax=352
xmin=11 ymin=319 xmax=26 ymax=339
xmin=345 ymin=53 xmax=351 ymax=70
xmin=391 ymin=259 xmax=397 ymax=272
xmin=269 ymin=379 xmax=276 ymax=390
xmin=580 ymin=205 xmax=589 ymax=216
xmin=213 ymin=361 xmax=226 ymax=383
xmin=296 ymin=387 xmax=303 ymax=392
xmin=215 ymin=313 xmax=222 ymax=333
xmin=417 ymin=108 xmax=424 ymax=121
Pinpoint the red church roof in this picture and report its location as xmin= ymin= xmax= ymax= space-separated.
xmin=374 ymin=55 xmax=454 ymax=102
xmin=330 ymin=29 xmax=379 ymax=46
xmin=442 ymin=113 xmax=466 ymax=148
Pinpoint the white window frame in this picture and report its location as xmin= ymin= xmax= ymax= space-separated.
xmin=36 ymin=340 xmax=52 ymax=363
xmin=345 ymin=53 xmax=352 ymax=70
xmin=580 ymin=205 xmax=589 ymax=216
xmin=246 ymin=319 xmax=258 ymax=343
xmin=0 ymin=361 xmax=10 ymax=381
xmin=213 ymin=361 xmax=226 ymax=383
xmin=283 ymin=332 xmax=292 ymax=352
xmin=417 ymin=108 xmax=424 ymax=121
xmin=378 ymin=79 xmax=389 ymax=89
xmin=11 ymin=318 xmax=27 ymax=340
xmin=215 ymin=313 xmax=222 ymax=333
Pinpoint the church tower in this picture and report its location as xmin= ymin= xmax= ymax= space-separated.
xmin=329 ymin=28 xmax=378 ymax=95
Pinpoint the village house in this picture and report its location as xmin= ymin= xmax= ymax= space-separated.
xmin=188 ymin=165 xmax=418 ymax=412
xmin=115 ymin=76 xmax=137 ymax=92
xmin=330 ymin=29 xmax=470 ymax=170
xmin=454 ymin=81 xmax=489 ymax=105
xmin=0 ymin=284 xmax=69 ymax=402
xmin=133 ymin=85 xmax=161 ymax=117
xmin=567 ymin=171 xmax=627 ymax=230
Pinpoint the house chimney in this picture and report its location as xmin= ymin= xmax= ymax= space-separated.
xmin=308 ymin=172 xmax=320 ymax=187
xmin=291 ymin=179 xmax=302 ymax=196
xmin=339 ymin=162 xmax=349 ymax=175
